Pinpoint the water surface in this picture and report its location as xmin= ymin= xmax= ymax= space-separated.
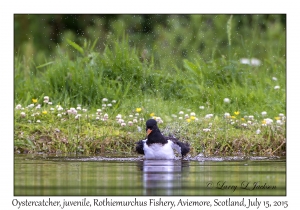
xmin=14 ymin=154 xmax=286 ymax=196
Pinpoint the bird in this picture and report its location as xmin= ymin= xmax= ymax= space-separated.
xmin=135 ymin=119 xmax=190 ymax=159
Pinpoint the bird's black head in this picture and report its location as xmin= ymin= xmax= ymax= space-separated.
xmin=146 ymin=119 xmax=158 ymax=130
xmin=145 ymin=119 xmax=167 ymax=145
xmin=146 ymin=119 xmax=161 ymax=136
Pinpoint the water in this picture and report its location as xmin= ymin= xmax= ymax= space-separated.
xmin=14 ymin=154 xmax=286 ymax=196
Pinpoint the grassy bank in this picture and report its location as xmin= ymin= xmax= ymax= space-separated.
xmin=14 ymin=94 xmax=286 ymax=156
xmin=14 ymin=15 xmax=286 ymax=157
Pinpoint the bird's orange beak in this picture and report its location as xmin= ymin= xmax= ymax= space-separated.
xmin=147 ymin=129 xmax=152 ymax=136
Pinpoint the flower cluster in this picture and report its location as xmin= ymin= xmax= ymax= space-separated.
xmin=14 ymin=95 xmax=285 ymax=137
xmin=177 ymin=110 xmax=199 ymax=122
xmin=113 ymin=107 xmax=145 ymax=127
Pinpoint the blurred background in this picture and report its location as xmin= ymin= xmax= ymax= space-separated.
xmin=14 ymin=14 xmax=286 ymax=69
xmin=14 ymin=14 xmax=286 ymax=115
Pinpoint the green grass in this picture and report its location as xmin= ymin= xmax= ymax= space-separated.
xmin=14 ymin=15 xmax=286 ymax=157
xmin=14 ymin=37 xmax=286 ymax=115
xmin=14 ymin=94 xmax=286 ymax=156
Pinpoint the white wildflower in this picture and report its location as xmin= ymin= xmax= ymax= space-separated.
xmin=16 ymin=104 xmax=22 ymax=109
xmin=224 ymin=112 xmax=231 ymax=118
xmin=57 ymin=105 xmax=63 ymax=111
xmin=261 ymin=111 xmax=267 ymax=117
xmin=274 ymin=86 xmax=280 ymax=90
xmin=118 ymin=119 xmax=124 ymax=124
xmin=248 ymin=115 xmax=254 ymax=120
xmin=241 ymin=123 xmax=248 ymax=127
xmin=250 ymin=58 xmax=261 ymax=66
xmin=75 ymin=114 xmax=81 ymax=120
xmin=27 ymin=104 xmax=34 ymax=108
xmin=265 ymin=118 xmax=273 ymax=125
xmin=224 ymin=98 xmax=230 ymax=103
xmin=205 ymin=114 xmax=214 ymax=119
xmin=156 ymin=117 xmax=163 ymax=124
xmin=199 ymin=106 xmax=205 ymax=110
xmin=276 ymin=120 xmax=283 ymax=125
xmin=68 ymin=108 xmax=77 ymax=115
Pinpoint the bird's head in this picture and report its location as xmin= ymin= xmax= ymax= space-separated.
xmin=145 ymin=119 xmax=158 ymax=136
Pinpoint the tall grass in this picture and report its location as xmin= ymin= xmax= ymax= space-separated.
xmin=15 ymin=35 xmax=285 ymax=117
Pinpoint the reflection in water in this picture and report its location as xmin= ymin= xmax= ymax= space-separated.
xmin=138 ymin=160 xmax=189 ymax=195
xmin=14 ymin=155 xmax=286 ymax=196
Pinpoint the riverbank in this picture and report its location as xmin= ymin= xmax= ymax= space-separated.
xmin=14 ymin=97 xmax=286 ymax=156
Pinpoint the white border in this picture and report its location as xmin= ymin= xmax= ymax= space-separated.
xmin=2 ymin=0 xmax=299 ymax=209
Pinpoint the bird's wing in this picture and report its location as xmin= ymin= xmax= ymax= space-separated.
xmin=135 ymin=139 xmax=146 ymax=155
xmin=166 ymin=136 xmax=190 ymax=156
xmin=174 ymin=140 xmax=190 ymax=156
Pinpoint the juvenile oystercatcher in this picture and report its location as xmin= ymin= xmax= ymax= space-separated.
xmin=135 ymin=119 xmax=190 ymax=159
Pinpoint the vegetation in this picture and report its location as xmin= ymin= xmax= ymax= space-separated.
xmin=14 ymin=14 xmax=286 ymax=156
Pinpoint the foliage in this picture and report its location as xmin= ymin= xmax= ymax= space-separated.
xmin=14 ymin=14 xmax=286 ymax=156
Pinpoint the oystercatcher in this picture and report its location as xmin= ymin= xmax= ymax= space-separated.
xmin=135 ymin=119 xmax=190 ymax=159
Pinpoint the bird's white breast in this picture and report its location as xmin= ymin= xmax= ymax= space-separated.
xmin=143 ymin=140 xmax=176 ymax=159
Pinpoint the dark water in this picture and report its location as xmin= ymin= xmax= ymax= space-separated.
xmin=14 ymin=154 xmax=286 ymax=196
